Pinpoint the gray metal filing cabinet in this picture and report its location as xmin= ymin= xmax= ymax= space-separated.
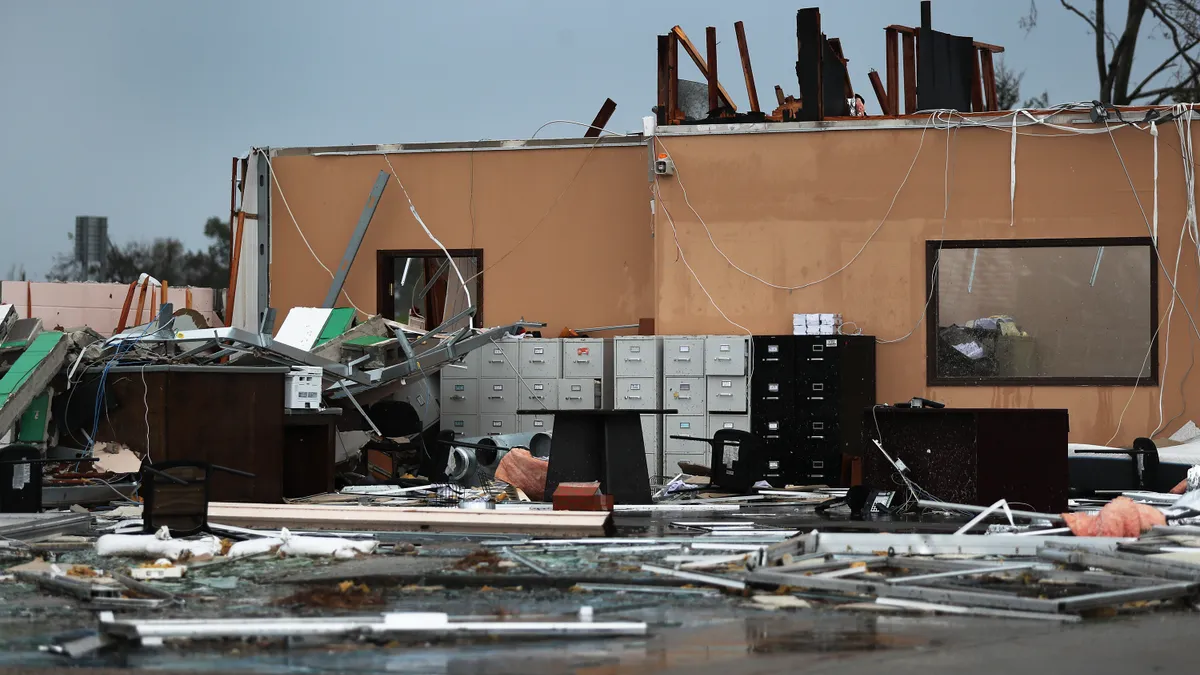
xmin=615 ymin=336 xmax=662 ymax=479
xmin=481 ymin=342 xmax=519 ymax=378
xmin=663 ymin=337 xmax=705 ymax=377
xmin=663 ymin=415 xmax=708 ymax=473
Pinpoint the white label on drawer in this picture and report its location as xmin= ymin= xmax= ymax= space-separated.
xmin=768 ymin=422 xmax=779 ymax=431
xmin=494 ymin=347 xmax=504 ymax=355
xmin=826 ymin=339 xmax=838 ymax=347
xmin=534 ymin=347 xmax=544 ymax=354
xmin=679 ymin=345 xmax=690 ymax=353
xmin=680 ymin=422 xmax=691 ymax=429
xmin=722 ymin=422 xmax=735 ymax=429
xmin=680 ymin=382 xmax=690 ymax=391
xmin=493 ymin=384 xmax=505 ymax=391
xmin=720 ymin=344 xmax=730 ymax=352
xmin=768 ymin=344 xmax=779 ymax=353
xmin=453 ymin=420 xmax=464 ymax=428
xmin=534 ymin=420 xmax=545 ymax=427
xmin=630 ymin=345 xmax=641 ymax=353
xmin=455 ymin=384 xmax=465 ymax=391
xmin=533 ymin=383 xmax=545 ymax=391
xmin=722 ymin=380 xmax=732 ymax=388
xmin=768 ymin=460 xmax=781 ymax=470
xmin=768 ymin=383 xmax=779 ymax=392
xmin=630 ymin=383 xmax=641 ymax=391
xmin=571 ymin=384 xmax=582 ymax=392
xmin=492 ymin=420 xmax=503 ymax=428
xmin=813 ymin=383 xmax=824 ymax=391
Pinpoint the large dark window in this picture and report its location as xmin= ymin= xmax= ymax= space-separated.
xmin=926 ymin=238 xmax=1158 ymax=386
xmin=376 ymin=249 xmax=482 ymax=331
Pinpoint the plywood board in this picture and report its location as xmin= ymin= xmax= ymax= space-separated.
xmin=208 ymin=502 xmax=614 ymax=537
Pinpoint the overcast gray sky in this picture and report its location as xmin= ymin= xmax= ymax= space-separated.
xmin=0 ymin=0 xmax=1182 ymax=281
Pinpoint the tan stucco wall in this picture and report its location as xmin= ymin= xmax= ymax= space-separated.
xmin=652 ymin=124 xmax=1200 ymax=446
xmin=265 ymin=121 xmax=1200 ymax=447
xmin=267 ymin=145 xmax=654 ymax=337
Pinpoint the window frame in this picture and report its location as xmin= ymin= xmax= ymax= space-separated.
xmin=925 ymin=237 xmax=1159 ymax=387
xmin=375 ymin=249 xmax=484 ymax=326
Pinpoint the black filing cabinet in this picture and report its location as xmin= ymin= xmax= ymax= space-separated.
xmin=751 ymin=335 xmax=875 ymax=485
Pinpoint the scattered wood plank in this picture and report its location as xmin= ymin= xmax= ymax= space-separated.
xmin=208 ymin=502 xmax=615 ymax=537
xmin=869 ymin=70 xmax=890 ymax=116
xmin=886 ymin=28 xmax=900 ymax=116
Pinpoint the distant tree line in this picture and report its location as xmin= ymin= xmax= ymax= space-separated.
xmin=48 ymin=217 xmax=230 ymax=288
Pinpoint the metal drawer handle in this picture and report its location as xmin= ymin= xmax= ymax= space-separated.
xmin=716 ymin=356 xmax=732 ymax=361
xmin=488 ymin=359 xmax=504 ymax=364
xmin=625 ymin=357 xmax=643 ymax=362
xmin=678 ymin=395 xmax=691 ymax=400
xmin=528 ymin=395 xmax=545 ymax=400
xmin=529 ymin=359 xmax=546 ymax=364
xmin=718 ymin=392 xmax=733 ymax=397
xmin=673 ymin=357 xmax=691 ymax=361
xmin=624 ymin=395 xmax=642 ymax=400
xmin=450 ymin=395 xmax=465 ymax=401
xmin=487 ymin=395 xmax=505 ymax=400
xmin=566 ymin=396 xmax=583 ymax=401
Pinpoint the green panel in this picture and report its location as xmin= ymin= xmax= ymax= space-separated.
xmin=0 ymin=340 xmax=27 ymax=350
xmin=345 ymin=335 xmax=388 ymax=346
xmin=313 ymin=308 xmax=357 ymax=347
xmin=16 ymin=391 xmax=51 ymax=443
xmin=0 ymin=331 xmax=64 ymax=399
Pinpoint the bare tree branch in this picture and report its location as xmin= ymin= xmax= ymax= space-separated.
xmin=1128 ymin=34 xmax=1200 ymax=100
xmin=1060 ymin=0 xmax=1100 ymax=31
xmin=1145 ymin=0 xmax=1200 ymax=98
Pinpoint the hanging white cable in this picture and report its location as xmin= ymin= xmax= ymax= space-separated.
xmin=1009 ymin=111 xmax=1018 ymax=226
xmin=380 ymin=152 xmax=474 ymax=330
xmin=652 ymin=177 xmax=750 ymax=336
xmin=1153 ymin=121 xmax=1160 ymax=245
xmin=530 ymin=120 xmax=625 ymax=138
xmin=653 ymin=112 xmax=939 ymax=292
xmin=878 ymin=111 xmax=956 ymax=344
xmin=258 ymin=150 xmax=367 ymax=316
xmin=1153 ymin=219 xmax=1188 ymax=437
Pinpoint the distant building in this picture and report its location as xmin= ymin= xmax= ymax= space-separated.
xmin=74 ymin=216 xmax=109 ymax=281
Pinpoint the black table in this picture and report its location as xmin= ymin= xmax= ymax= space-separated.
xmin=519 ymin=408 xmax=678 ymax=506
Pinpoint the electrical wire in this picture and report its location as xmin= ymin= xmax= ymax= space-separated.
xmin=257 ymin=150 xmax=366 ymax=316
xmin=380 ymin=152 xmax=474 ymax=330
xmin=530 ymin=120 xmax=625 ymax=138
xmin=463 ymin=137 xmax=604 ymax=285
xmin=140 ymin=363 xmax=152 ymax=464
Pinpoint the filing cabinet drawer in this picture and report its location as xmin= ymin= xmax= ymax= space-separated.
xmin=615 ymin=377 xmax=658 ymax=411
xmin=664 ymin=377 xmax=705 ymax=415
xmin=442 ymin=349 xmax=481 ymax=379
xmin=518 ymin=414 xmax=554 ymax=433
xmin=664 ymin=452 xmax=708 ymax=475
xmin=708 ymin=414 xmax=750 ymax=434
xmin=480 ymin=378 xmax=518 ymax=413
xmin=705 ymin=336 xmax=747 ymax=376
xmin=615 ymin=337 xmax=659 ymax=378
xmin=751 ymin=376 xmax=795 ymax=406
xmin=801 ymin=416 xmax=840 ymax=441
xmin=518 ymin=378 xmax=557 ymax=409
xmin=752 ymin=415 xmax=796 ymax=443
xmin=707 ymin=376 xmax=748 ymax=412
xmin=662 ymin=338 xmax=705 ymax=377
xmin=441 ymin=379 xmax=478 ymax=414
xmin=558 ymin=378 xmax=600 ymax=410
xmin=441 ymin=414 xmax=478 ymax=438
xmin=481 ymin=343 xmax=518 ymax=378
xmin=480 ymin=414 xmax=517 ymax=436
xmin=663 ymin=416 xmax=708 ymax=458
xmin=752 ymin=336 xmax=794 ymax=374
xmin=518 ymin=339 xmax=561 ymax=378
xmin=562 ymin=339 xmax=606 ymax=378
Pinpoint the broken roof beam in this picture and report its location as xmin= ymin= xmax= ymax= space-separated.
xmin=733 ymin=21 xmax=760 ymax=113
xmin=885 ymin=25 xmax=1004 ymax=53
xmin=868 ymin=69 xmax=891 ymax=116
xmin=656 ymin=35 xmax=670 ymax=125
xmin=826 ymin=37 xmax=855 ymax=104
xmin=706 ymin=26 xmax=719 ymax=113
xmin=670 ymin=25 xmax=737 ymax=112
xmin=795 ymin=8 xmax=823 ymax=121
xmin=584 ymin=98 xmax=617 ymax=138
